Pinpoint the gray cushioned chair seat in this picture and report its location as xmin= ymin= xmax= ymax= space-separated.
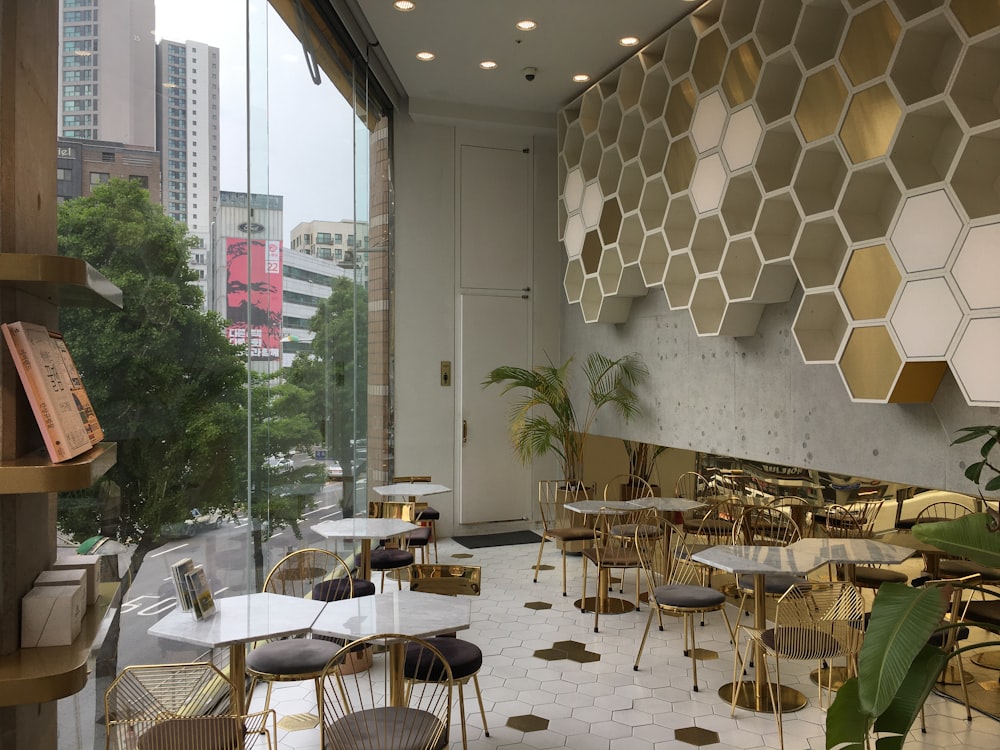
xmin=312 ymin=578 xmax=377 ymax=601
xmin=965 ymin=599 xmax=1000 ymax=626
xmin=653 ymin=584 xmax=726 ymax=608
xmin=738 ymin=573 xmax=807 ymax=595
xmin=417 ymin=506 xmax=440 ymax=520
xmin=938 ymin=558 xmax=1000 ymax=581
xmin=853 ymin=566 xmax=907 ymax=586
xmin=246 ymin=638 xmax=339 ymax=676
xmin=762 ymin=626 xmax=844 ymax=659
xmin=138 ymin=716 xmax=243 ymax=750
xmin=370 ymin=548 xmax=414 ymax=569
xmin=407 ymin=527 xmax=432 ymax=545
xmin=325 ymin=707 xmax=446 ymax=750
xmin=404 ymin=636 xmax=482 ymax=681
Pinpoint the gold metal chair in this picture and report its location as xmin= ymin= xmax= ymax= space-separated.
xmin=105 ymin=661 xmax=276 ymax=750
xmin=731 ymin=506 xmax=805 ymax=621
xmin=633 ymin=519 xmax=733 ymax=691
xmin=394 ymin=475 xmax=439 ymax=563
xmin=245 ymin=549 xmax=358 ymax=722
xmin=603 ymin=473 xmax=654 ymax=501
xmin=581 ymin=506 xmax=657 ymax=632
xmin=533 ymin=479 xmax=596 ymax=596
xmin=406 ymin=564 xmax=489 ymax=748
xmin=823 ymin=505 xmax=907 ymax=590
xmin=674 ymin=471 xmax=709 ymax=501
xmin=369 ymin=500 xmax=418 ymax=589
xmin=319 ymin=633 xmax=453 ymax=750
xmin=733 ymin=580 xmax=865 ymax=750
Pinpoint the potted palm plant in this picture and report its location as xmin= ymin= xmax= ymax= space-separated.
xmin=482 ymin=351 xmax=648 ymax=489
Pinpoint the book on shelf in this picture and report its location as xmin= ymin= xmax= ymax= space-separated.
xmin=169 ymin=558 xmax=195 ymax=612
xmin=184 ymin=564 xmax=216 ymax=620
xmin=1 ymin=321 xmax=104 ymax=463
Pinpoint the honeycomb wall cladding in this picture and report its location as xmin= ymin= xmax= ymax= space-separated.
xmin=558 ymin=0 xmax=1000 ymax=407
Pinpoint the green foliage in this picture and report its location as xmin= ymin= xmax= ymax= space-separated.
xmin=56 ymin=179 xmax=246 ymax=547
xmin=952 ymin=425 xmax=1000 ymax=491
xmin=482 ymin=352 xmax=648 ymax=483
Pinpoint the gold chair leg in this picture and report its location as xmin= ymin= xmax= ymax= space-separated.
xmin=533 ymin=539 xmax=545 ymax=585
xmin=633 ymin=608 xmax=657 ymax=670
xmin=457 ymin=682 xmax=469 ymax=749
xmin=471 ymin=673 xmax=490 ymax=737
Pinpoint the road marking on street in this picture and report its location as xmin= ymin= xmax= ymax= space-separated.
xmin=319 ymin=512 xmax=340 ymax=520
xmin=148 ymin=544 xmax=189 ymax=559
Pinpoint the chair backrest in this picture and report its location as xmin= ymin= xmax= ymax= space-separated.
xmin=105 ymin=662 xmax=275 ymax=750
xmin=320 ymin=634 xmax=452 ymax=750
xmin=733 ymin=505 xmax=801 ymax=546
xmin=603 ymin=473 xmax=654 ymax=501
xmin=674 ymin=471 xmax=709 ymax=500
xmin=691 ymin=499 xmax=741 ymax=545
xmin=263 ymin=548 xmax=352 ymax=599
xmin=823 ymin=504 xmax=868 ymax=540
xmin=636 ymin=519 xmax=703 ymax=589
xmin=408 ymin=564 xmax=481 ymax=596
xmin=917 ymin=501 xmax=972 ymax=524
xmin=537 ymin=479 xmax=594 ymax=531
xmin=593 ymin=506 xmax=656 ymax=567
xmin=921 ymin=573 xmax=981 ymax=652
xmin=772 ymin=581 xmax=866 ymax=659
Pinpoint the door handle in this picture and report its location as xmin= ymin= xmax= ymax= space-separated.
xmin=463 ymin=419 xmax=468 ymax=444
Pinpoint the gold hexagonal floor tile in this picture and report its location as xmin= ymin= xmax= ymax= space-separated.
xmin=507 ymin=714 xmax=550 ymax=732
xmin=451 ymin=553 xmax=474 ymax=559
xmin=524 ymin=601 xmax=552 ymax=610
xmin=675 ymin=726 xmax=721 ymax=746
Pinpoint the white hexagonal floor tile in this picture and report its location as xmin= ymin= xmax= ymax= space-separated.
xmin=950 ymin=317 xmax=1000 ymax=406
xmin=890 ymin=189 xmax=963 ymax=273
xmin=952 ymin=222 xmax=1000 ymax=309
xmin=891 ymin=277 xmax=963 ymax=358
xmin=691 ymin=91 xmax=728 ymax=154
xmin=722 ymin=105 xmax=763 ymax=171
xmin=691 ymin=153 xmax=728 ymax=213
xmin=581 ymin=181 xmax=604 ymax=229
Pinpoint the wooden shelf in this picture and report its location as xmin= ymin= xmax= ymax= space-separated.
xmin=0 ymin=443 xmax=117 ymax=494
xmin=0 ymin=582 xmax=119 ymax=706
xmin=0 ymin=254 xmax=122 ymax=310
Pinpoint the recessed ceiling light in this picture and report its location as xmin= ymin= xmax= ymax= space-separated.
xmin=618 ymin=36 xmax=640 ymax=47
xmin=479 ymin=60 xmax=498 ymax=70
xmin=572 ymin=74 xmax=591 ymax=83
xmin=515 ymin=19 xmax=537 ymax=31
xmin=416 ymin=51 xmax=436 ymax=61
xmin=393 ymin=0 xmax=415 ymax=10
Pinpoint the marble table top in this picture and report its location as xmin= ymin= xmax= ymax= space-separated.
xmin=373 ymin=483 xmax=451 ymax=498
xmin=311 ymin=517 xmax=420 ymax=540
xmin=564 ymin=500 xmax=642 ymax=515
xmin=148 ymin=592 xmax=326 ymax=649
xmin=633 ymin=497 xmax=706 ymax=513
xmin=310 ymin=589 xmax=471 ymax=640
xmin=691 ymin=544 xmax=827 ymax=576
xmin=789 ymin=537 xmax=914 ymax=565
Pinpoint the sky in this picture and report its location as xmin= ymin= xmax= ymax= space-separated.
xmin=153 ymin=0 xmax=360 ymax=241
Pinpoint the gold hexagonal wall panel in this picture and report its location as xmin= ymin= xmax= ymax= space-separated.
xmin=839 ymin=325 xmax=902 ymax=401
xmin=795 ymin=66 xmax=848 ymax=143
xmin=839 ymin=2 xmax=901 ymax=86
xmin=665 ymin=77 xmax=698 ymax=137
xmin=950 ymin=0 xmax=1000 ymax=39
xmin=692 ymin=28 xmax=728 ymax=94
xmin=840 ymin=83 xmax=902 ymax=164
xmin=839 ymin=244 xmax=901 ymax=321
xmin=722 ymin=40 xmax=762 ymax=107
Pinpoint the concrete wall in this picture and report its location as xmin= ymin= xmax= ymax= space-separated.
xmin=563 ymin=282 xmax=1000 ymax=494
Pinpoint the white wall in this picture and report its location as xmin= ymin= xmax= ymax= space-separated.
xmin=392 ymin=115 xmax=563 ymax=536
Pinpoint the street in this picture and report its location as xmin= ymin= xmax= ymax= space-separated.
xmin=115 ymin=480 xmax=347 ymax=667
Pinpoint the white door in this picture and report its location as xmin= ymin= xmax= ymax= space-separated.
xmin=459 ymin=293 xmax=532 ymax=523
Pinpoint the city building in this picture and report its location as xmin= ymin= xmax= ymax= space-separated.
xmin=56 ymin=138 xmax=161 ymax=204
xmin=155 ymin=38 xmax=221 ymax=301
xmin=56 ymin=0 xmax=156 ymax=147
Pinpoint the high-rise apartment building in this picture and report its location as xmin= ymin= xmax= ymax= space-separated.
xmin=289 ymin=220 xmax=370 ymax=289
xmin=156 ymin=39 xmax=221 ymax=302
xmin=57 ymin=0 xmax=156 ymax=147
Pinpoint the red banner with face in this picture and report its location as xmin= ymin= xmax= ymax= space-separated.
xmin=225 ymin=238 xmax=283 ymax=361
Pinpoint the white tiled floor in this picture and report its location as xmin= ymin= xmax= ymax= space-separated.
xmin=258 ymin=536 xmax=997 ymax=750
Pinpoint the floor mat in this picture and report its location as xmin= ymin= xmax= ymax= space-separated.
xmin=452 ymin=530 xmax=542 ymax=549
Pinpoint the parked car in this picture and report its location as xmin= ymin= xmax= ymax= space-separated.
xmin=326 ymin=459 xmax=343 ymax=480
xmin=265 ymin=454 xmax=293 ymax=472
xmin=184 ymin=508 xmax=225 ymax=531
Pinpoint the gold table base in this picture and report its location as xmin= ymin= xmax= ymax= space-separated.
xmin=719 ymin=681 xmax=809 ymax=713
xmin=810 ymin=666 xmax=850 ymax=690
xmin=972 ymin=649 xmax=1000 ymax=671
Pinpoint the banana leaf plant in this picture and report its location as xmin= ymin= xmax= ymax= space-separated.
xmin=482 ymin=352 xmax=648 ymax=487
xmin=827 ymin=424 xmax=1000 ymax=749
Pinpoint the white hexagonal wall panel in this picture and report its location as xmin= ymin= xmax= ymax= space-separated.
xmin=691 ymin=91 xmax=728 ymax=154
xmin=564 ymin=168 xmax=585 ymax=213
xmin=581 ymin=182 xmax=604 ymax=229
xmin=951 ymin=317 xmax=1000 ymax=405
xmin=563 ymin=213 xmax=586 ymax=259
xmin=890 ymin=277 xmax=963 ymax=358
xmin=691 ymin=153 xmax=727 ymax=213
xmin=890 ymin=190 xmax=963 ymax=272
xmin=721 ymin=106 xmax=763 ymax=171
xmin=952 ymin=223 xmax=1000 ymax=309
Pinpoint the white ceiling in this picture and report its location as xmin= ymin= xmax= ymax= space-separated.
xmin=351 ymin=0 xmax=699 ymax=121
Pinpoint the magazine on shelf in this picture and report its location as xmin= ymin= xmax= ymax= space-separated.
xmin=169 ymin=558 xmax=195 ymax=612
xmin=0 ymin=321 xmax=104 ymax=462
xmin=184 ymin=565 xmax=217 ymax=620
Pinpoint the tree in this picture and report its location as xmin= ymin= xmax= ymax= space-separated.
xmin=56 ymin=179 xmax=247 ymax=557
